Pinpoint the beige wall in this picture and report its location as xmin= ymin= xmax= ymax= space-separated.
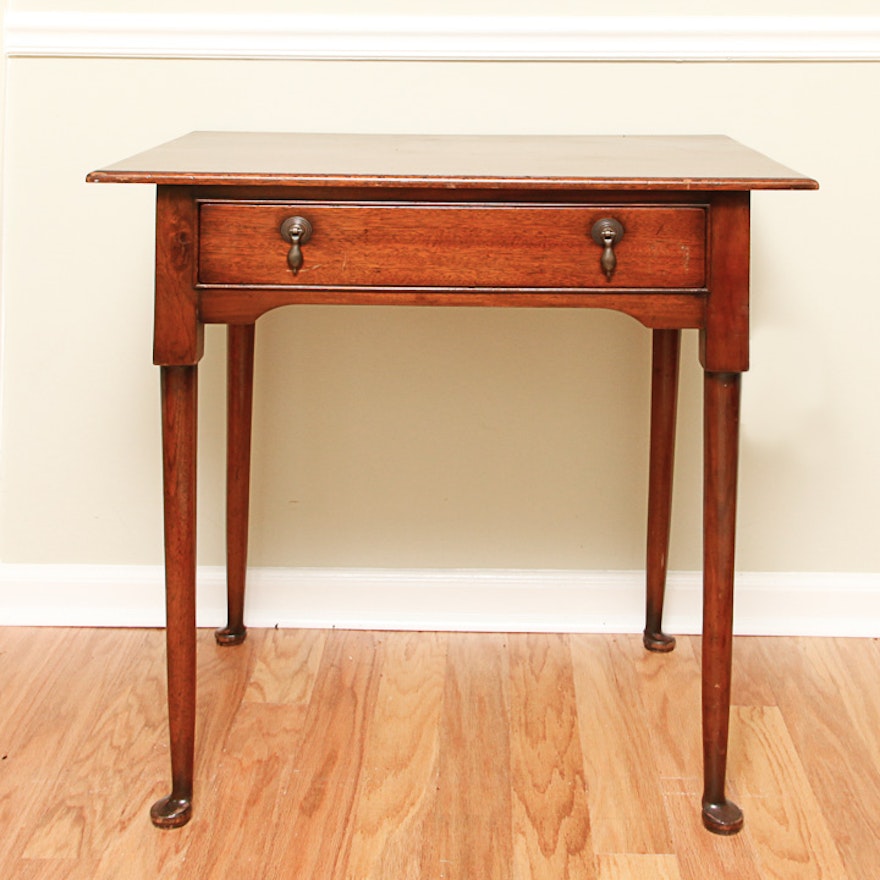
xmin=1 ymin=5 xmax=878 ymax=577
xmin=8 ymin=1 xmax=880 ymax=14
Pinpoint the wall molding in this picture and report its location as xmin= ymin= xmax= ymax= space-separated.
xmin=1 ymin=563 xmax=878 ymax=637
xmin=4 ymin=12 xmax=880 ymax=62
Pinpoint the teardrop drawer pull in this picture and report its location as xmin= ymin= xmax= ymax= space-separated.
xmin=280 ymin=216 xmax=313 ymax=274
xmin=590 ymin=218 xmax=625 ymax=281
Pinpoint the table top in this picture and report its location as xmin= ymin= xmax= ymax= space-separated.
xmin=87 ymin=132 xmax=818 ymax=192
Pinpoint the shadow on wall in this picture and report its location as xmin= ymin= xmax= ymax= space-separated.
xmin=214 ymin=305 xmax=668 ymax=570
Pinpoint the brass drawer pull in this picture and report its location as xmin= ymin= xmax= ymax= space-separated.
xmin=591 ymin=218 xmax=625 ymax=281
xmin=280 ymin=216 xmax=313 ymax=274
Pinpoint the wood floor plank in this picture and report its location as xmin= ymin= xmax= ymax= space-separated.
xmin=244 ymin=627 xmax=327 ymax=705
xmin=91 ymin=777 xmax=191 ymax=880
xmin=344 ymin=631 xmax=448 ymax=880
xmin=262 ymin=629 xmax=385 ymax=878
xmin=739 ymin=637 xmax=880 ymax=880
xmin=597 ymin=853 xmax=683 ymax=880
xmin=631 ymin=634 xmax=703 ymax=795
xmin=427 ymin=632 xmax=514 ymax=880
xmin=12 ymin=632 xmax=163 ymax=863
xmin=664 ymin=791 xmax=764 ymax=880
xmin=191 ymin=629 xmax=260 ymax=769
xmin=182 ymin=702 xmax=312 ymax=879
xmin=0 ymin=628 xmax=78 ymax=748
xmin=729 ymin=636 xmax=778 ymax=708
xmin=0 ymin=629 xmax=95 ymax=765
xmin=106 ymin=628 xmax=263 ymax=876
xmin=177 ymin=629 xmax=332 ymax=877
xmin=731 ymin=705 xmax=847 ymax=879
xmin=14 ymin=859 xmax=102 ymax=880
xmin=0 ymin=630 xmax=194 ymax=880
xmin=812 ymin=638 xmax=880 ymax=771
xmin=508 ymin=633 xmax=595 ymax=879
xmin=571 ymin=634 xmax=673 ymax=855
xmin=27 ymin=639 xmax=168 ymax=860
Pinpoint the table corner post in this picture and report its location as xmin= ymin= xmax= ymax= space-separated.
xmin=154 ymin=185 xmax=204 ymax=368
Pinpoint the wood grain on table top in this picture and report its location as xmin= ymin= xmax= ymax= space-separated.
xmin=87 ymin=132 xmax=819 ymax=191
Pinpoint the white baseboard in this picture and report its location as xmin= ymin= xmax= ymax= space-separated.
xmin=5 ymin=12 xmax=880 ymax=62
xmin=0 ymin=564 xmax=877 ymax=637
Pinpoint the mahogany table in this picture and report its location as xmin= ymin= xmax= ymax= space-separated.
xmin=88 ymin=132 xmax=816 ymax=833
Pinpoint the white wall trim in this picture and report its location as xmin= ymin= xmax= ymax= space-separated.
xmin=1 ymin=564 xmax=878 ymax=637
xmin=4 ymin=12 xmax=880 ymax=62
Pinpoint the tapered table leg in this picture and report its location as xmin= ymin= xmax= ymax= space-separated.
xmin=701 ymin=370 xmax=744 ymax=835
xmin=216 ymin=324 xmax=256 ymax=647
xmin=644 ymin=329 xmax=681 ymax=652
xmin=151 ymin=365 xmax=198 ymax=829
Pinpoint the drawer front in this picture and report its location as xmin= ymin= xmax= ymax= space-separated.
xmin=198 ymin=202 xmax=706 ymax=289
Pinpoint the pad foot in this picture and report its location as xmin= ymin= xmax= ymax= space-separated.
xmin=150 ymin=795 xmax=192 ymax=829
xmin=702 ymin=799 xmax=744 ymax=835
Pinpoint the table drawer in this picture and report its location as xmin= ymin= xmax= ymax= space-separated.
xmin=198 ymin=202 xmax=706 ymax=289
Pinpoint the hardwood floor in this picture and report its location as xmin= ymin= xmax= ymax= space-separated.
xmin=1 ymin=627 xmax=877 ymax=879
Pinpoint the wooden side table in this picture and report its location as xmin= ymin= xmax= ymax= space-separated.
xmin=88 ymin=133 xmax=817 ymax=833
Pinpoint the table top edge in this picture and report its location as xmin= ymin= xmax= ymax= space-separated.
xmin=86 ymin=132 xmax=819 ymax=191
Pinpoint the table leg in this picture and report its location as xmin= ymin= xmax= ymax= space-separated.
xmin=151 ymin=365 xmax=198 ymax=829
xmin=216 ymin=324 xmax=256 ymax=647
xmin=701 ymin=370 xmax=744 ymax=834
xmin=644 ymin=329 xmax=680 ymax=652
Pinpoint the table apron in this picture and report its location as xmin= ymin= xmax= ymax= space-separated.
xmin=196 ymin=286 xmax=707 ymax=328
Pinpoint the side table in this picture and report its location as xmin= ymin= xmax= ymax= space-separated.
xmin=88 ymin=132 xmax=817 ymax=833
